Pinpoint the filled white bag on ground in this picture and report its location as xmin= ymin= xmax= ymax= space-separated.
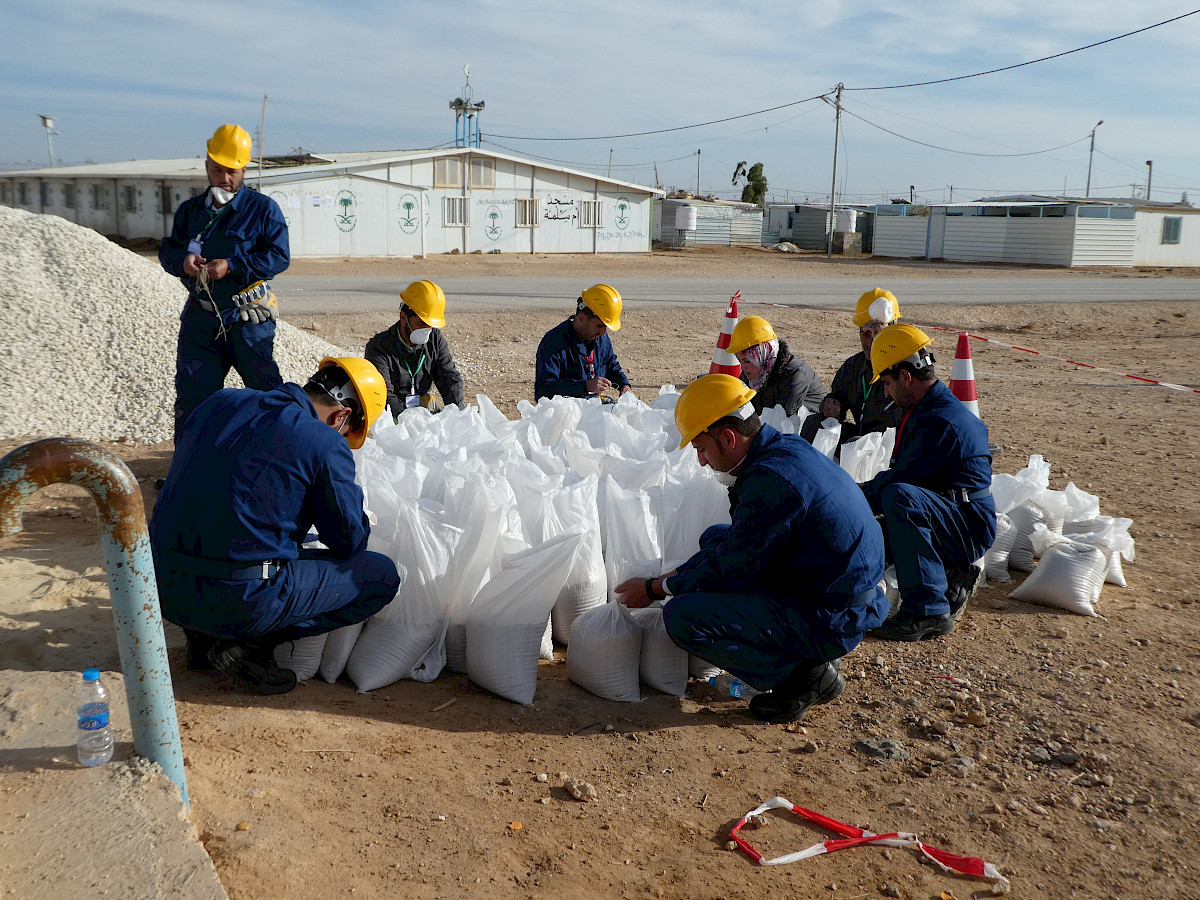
xmin=629 ymin=606 xmax=688 ymax=697
xmin=1033 ymin=488 xmax=1069 ymax=538
xmin=567 ymin=601 xmax=643 ymax=702
xmin=689 ymin=656 xmax=722 ymax=680
xmin=1008 ymin=526 xmax=1108 ymax=616
xmin=347 ymin=499 xmax=464 ymax=691
xmin=649 ymin=385 xmax=680 ymax=413
xmin=547 ymin=477 xmax=608 ymax=645
xmin=600 ymin=476 xmax=662 ymax=598
xmin=319 ymin=622 xmax=365 ymax=683
xmin=466 ymin=531 xmax=585 ymax=705
xmin=840 ymin=431 xmax=882 ymax=483
xmin=811 ymin=419 xmax=841 ymax=458
xmin=1063 ymin=482 xmax=1101 ymax=524
xmin=880 ymin=565 xmax=901 ymax=619
xmin=475 ymin=393 xmax=516 ymax=437
xmin=660 ymin=470 xmax=731 ymax=566
xmin=275 ymin=633 xmax=327 ymax=682
xmin=991 ymin=454 xmax=1050 ymax=515
xmin=1065 ymin=515 xmax=1135 ymax=587
xmin=1007 ymin=501 xmax=1047 ymax=572
xmin=984 ymin=511 xmax=1017 ymax=583
xmin=517 ymin=395 xmax=583 ymax=448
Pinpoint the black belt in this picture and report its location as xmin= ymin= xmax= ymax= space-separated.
xmin=158 ymin=549 xmax=280 ymax=581
xmin=943 ymin=487 xmax=992 ymax=504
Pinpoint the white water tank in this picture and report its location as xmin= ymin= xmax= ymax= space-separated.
xmin=835 ymin=208 xmax=857 ymax=233
xmin=675 ymin=206 xmax=698 ymax=231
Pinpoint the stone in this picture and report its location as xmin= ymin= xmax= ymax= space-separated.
xmin=565 ymin=779 xmax=598 ymax=802
xmin=856 ymin=739 xmax=910 ymax=761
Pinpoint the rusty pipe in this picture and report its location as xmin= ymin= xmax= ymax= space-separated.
xmin=0 ymin=438 xmax=188 ymax=808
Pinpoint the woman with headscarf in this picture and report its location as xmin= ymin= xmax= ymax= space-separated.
xmin=728 ymin=315 xmax=826 ymax=417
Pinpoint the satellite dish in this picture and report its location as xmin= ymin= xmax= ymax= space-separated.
xmin=463 ymin=64 xmax=471 ymax=78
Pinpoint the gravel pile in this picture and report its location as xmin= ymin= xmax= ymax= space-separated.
xmin=0 ymin=206 xmax=344 ymax=444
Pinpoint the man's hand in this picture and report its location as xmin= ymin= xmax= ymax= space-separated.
xmin=585 ymin=376 xmax=613 ymax=395
xmin=183 ymin=253 xmax=206 ymax=277
xmin=232 ymin=281 xmax=278 ymax=324
xmin=821 ymin=396 xmax=842 ymax=420
xmin=203 ymin=258 xmax=230 ymax=280
xmin=615 ymin=577 xmax=652 ymax=609
xmin=619 ymin=384 xmax=633 ymax=396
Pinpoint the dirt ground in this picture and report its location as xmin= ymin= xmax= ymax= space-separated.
xmin=2 ymin=248 xmax=1199 ymax=900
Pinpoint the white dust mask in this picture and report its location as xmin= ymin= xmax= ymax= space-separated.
xmin=408 ymin=327 xmax=433 ymax=345
xmin=208 ymin=186 xmax=236 ymax=206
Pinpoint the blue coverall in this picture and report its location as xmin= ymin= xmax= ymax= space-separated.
xmin=860 ymin=380 xmax=997 ymax=618
xmin=159 ymin=187 xmax=290 ymax=443
xmin=150 ymin=383 xmax=400 ymax=644
xmin=534 ymin=317 xmax=631 ymax=400
xmin=662 ymin=424 xmax=888 ymax=690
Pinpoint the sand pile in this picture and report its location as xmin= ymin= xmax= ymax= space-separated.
xmin=0 ymin=206 xmax=343 ymax=443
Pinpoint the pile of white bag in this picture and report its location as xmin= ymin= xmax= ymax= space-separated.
xmin=277 ymin=388 xmax=734 ymax=704
xmin=985 ymin=454 xmax=1135 ymax=616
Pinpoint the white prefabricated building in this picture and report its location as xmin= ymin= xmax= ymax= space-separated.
xmin=653 ymin=198 xmax=763 ymax=248
xmin=870 ymin=199 xmax=1200 ymax=267
xmin=0 ymin=148 xmax=661 ymax=257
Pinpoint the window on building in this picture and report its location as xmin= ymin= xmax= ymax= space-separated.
xmin=443 ymin=196 xmax=469 ymax=227
xmin=39 ymin=183 xmax=51 ymax=207
xmin=190 ymin=187 xmax=203 ymax=198
xmin=161 ymin=185 xmax=174 ymax=216
xmin=18 ymin=183 xmax=29 ymax=205
xmin=63 ymin=184 xmax=76 ymax=208
xmin=0 ymin=183 xmax=8 ymax=205
xmin=516 ymin=197 xmax=540 ymax=227
xmin=1162 ymin=216 xmax=1183 ymax=245
xmin=123 ymin=185 xmax=137 ymax=213
xmin=579 ymin=199 xmax=603 ymax=228
xmin=90 ymin=184 xmax=107 ymax=210
xmin=434 ymin=157 xmax=462 ymax=189
xmin=469 ymin=157 xmax=495 ymax=189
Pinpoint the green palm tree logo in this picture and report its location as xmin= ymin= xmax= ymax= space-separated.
xmin=616 ymin=197 xmax=630 ymax=229
xmin=485 ymin=205 xmax=503 ymax=240
xmin=398 ymin=194 xmax=419 ymax=234
xmin=335 ymin=190 xmax=357 ymax=232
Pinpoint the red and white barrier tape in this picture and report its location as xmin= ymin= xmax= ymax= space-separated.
xmin=751 ymin=301 xmax=1198 ymax=395
xmin=729 ymin=795 xmax=1009 ymax=890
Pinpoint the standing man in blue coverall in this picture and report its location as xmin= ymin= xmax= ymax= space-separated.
xmin=151 ymin=357 xmax=402 ymax=694
xmin=534 ymin=284 xmax=632 ymax=401
xmin=159 ymin=124 xmax=290 ymax=443
xmin=859 ymin=324 xmax=996 ymax=642
xmin=615 ymin=375 xmax=888 ymax=724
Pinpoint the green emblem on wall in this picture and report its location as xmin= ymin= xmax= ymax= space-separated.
xmin=336 ymin=190 xmax=357 ymax=232
xmin=615 ymin=196 xmax=630 ymax=230
xmin=484 ymin=205 xmax=503 ymax=240
xmin=399 ymin=194 xmax=419 ymax=234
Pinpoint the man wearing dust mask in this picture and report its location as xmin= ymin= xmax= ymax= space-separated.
xmin=159 ymin=123 xmax=291 ymax=444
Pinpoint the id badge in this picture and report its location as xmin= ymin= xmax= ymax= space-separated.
xmin=405 ymin=393 xmax=421 ymax=409
xmin=187 ymin=237 xmax=203 ymax=255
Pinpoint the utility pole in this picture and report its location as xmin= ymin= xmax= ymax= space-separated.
xmin=257 ymin=95 xmax=267 ymax=190
xmin=826 ymin=83 xmax=843 ymax=259
xmin=607 ymin=148 xmax=613 ymax=179
xmin=38 ymin=115 xmax=57 ymax=166
xmin=695 ymin=149 xmax=701 ymax=197
xmin=1085 ymin=120 xmax=1103 ymax=198
xmin=909 ymin=185 xmax=915 ymax=204
xmin=948 ymin=185 xmax=954 ymax=203
xmin=1145 ymin=160 xmax=1153 ymax=201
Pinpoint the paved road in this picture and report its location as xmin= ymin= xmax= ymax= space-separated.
xmin=272 ymin=275 xmax=1200 ymax=315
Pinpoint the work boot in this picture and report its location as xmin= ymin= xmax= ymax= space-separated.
xmin=870 ymin=610 xmax=955 ymax=642
xmin=747 ymin=662 xmax=845 ymax=724
xmin=184 ymin=629 xmax=217 ymax=671
xmin=209 ymin=641 xmax=297 ymax=695
xmin=946 ymin=564 xmax=984 ymax=623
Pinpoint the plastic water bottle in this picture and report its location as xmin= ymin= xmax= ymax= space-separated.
xmin=76 ymin=668 xmax=114 ymax=767
xmin=707 ymin=673 xmax=760 ymax=699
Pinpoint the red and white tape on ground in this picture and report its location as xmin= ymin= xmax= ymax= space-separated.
xmin=751 ymin=301 xmax=1199 ymax=395
xmin=729 ymin=795 xmax=1009 ymax=890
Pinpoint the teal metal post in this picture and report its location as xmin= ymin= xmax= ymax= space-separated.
xmin=0 ymin=438 xmax=188 ymax=808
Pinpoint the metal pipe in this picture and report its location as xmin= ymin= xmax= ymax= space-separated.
xmin=0 ymin=438 xmax=188 ymax=808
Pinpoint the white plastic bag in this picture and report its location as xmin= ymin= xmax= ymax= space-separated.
xmin=983 ymin=512 xmax=1017 ymax=583
xmin=274 ymin=634 xmax=327 ymax=682
xmin=1008 ymin=526 xmax=1108 ymax=616
xmin=811 ymin=419 xmax=841 ymax=459
xmin=319 ymin=622 xmax=365 ymax=683
xmin=629 ymin=606 xmax=688 ymax=697
xmin=991 ymin=454 xmax=1050 ymax=515
xmin=567 ymin=601 xmax=643 ymax=702
xmin=1007 ymin=501 xmax=1046 ymax=572
xmin=466 ymin=532 xmax=585 ymax=705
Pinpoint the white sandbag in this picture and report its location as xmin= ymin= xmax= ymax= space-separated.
xmin=984 ymin=511 xmax=1017 ymax=583
xmin=1007 ymin=501 xmax=1046 ymax=572
xmin=600 ymin=476 xmax=661 ymax=598
xmin=1062 ymin=482 xmax=1101 ymax=523
xmin=1008 ymin=526 xmax=1108 ymax=616
xmin=881 ymin=565 xmax=901 ymax=619
xmin=1064 ymin=516 xmax=1135 ymax=587
xmin=689 ymin=656 xmax=722 ymax=680
xmin=567 ymin=601 xmax=643 ymax=702
xmin=991 ymin=454 xmax=1050 ymax=515
xmin=1034 ymin=488 xmax=1069 ymax=537
xmin=649 ymin=385 xmax=680 ymax=412
xmin=811 ymin=419 xmax=841 ymax=458
xmin=319 ymin=622 xmax=365 ymax=683
xmin=548 ymin=477 xmax=608 ymax=645
xmin=466 ymin=531 xmax=585 ymax=705
xmin=660 ymin=470 xmax=732 ymax=566
xmin=840 ymin=431 xmax=882 ymax=483
xmin=629 ymin=606 xmax=688 ymax=697
xmin=274 ymin=634 xmax=327 ymax=682
xmin=347 ymin=500 xmax=463 ymax=692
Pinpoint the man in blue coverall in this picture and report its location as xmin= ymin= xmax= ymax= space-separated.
xmin=859 ymin=324 xmax=996 ymax=642
xmin=151 ymin=357 xmax=402 ymax=694
xmin=615 ymin=374 xmax=888 ymax=724
xmin=534 ymin=283 xmax=632 ymax=401
xmin=159 ymin=124 xmax=290 ymax=443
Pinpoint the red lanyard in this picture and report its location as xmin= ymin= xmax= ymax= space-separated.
xmin=585 ymin=349 xmax=596 ymax=379
xmin=890 ymin=408 xmax=915 ymax=463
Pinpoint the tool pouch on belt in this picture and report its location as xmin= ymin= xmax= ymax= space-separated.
xmin=231 ymin=280 xmax=278 ymax=324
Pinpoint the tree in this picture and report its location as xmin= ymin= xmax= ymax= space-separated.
xmin=732 ymin=161 xmax=768 ymax=207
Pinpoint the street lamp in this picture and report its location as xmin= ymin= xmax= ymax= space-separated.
xmin=1145 ymin=160 xmax=1153 ymax=201
xmin=1085 ymin=120 xmax=1103 ymax=198
xmin=38 ymin=114 xmax=58 ymax=167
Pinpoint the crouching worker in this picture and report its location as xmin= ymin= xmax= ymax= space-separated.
xmin=615 ymin=375 xmax=888 ymax=723
xmin=151 ymin=357 xmax=402 ymax=694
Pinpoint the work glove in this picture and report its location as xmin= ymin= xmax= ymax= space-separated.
xmin=232 ymin=280 xmax=278 ymax=324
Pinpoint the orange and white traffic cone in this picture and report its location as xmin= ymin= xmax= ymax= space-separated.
xmin=948 ymin=332 xmax=980 ymax=418
xmin=709 ymin=290 xmax=741 ymax=377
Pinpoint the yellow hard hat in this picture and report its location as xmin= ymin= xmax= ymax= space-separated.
xmin=580 ymin=283 xmax=622 ymax=331
xmin=206 ymin=124 xmax=252 ymax=170
xmin=727 ymin=315 xmax=776 ymax=354
xmin=674 ymin=374 xmax=757 ymax=449
xmin=869 ymin=323 xmax=934 ymax=383
xmin=853 ymin=288 xmax=901 ymax=328
xmin=316 ymin=357 xmax=387 ymax=449
xmin=400 ymin=280 xmax=447 ymax=328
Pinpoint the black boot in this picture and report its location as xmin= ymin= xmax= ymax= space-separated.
xmin=871 ymin=610 xmax=954 ymax=641
xmin=184 ymin=629 xmax=217 ymax=671
xmin=748 ymin=661 xmax=845 ymax=724
xmin=208 ymin=640 xmax=297 ymax=695
xmin=946 ymin=564 xmax=983 ymax=623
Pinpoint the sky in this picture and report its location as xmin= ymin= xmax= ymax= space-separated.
xmin=3 ymin=1 xmax=1198 ymax=206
